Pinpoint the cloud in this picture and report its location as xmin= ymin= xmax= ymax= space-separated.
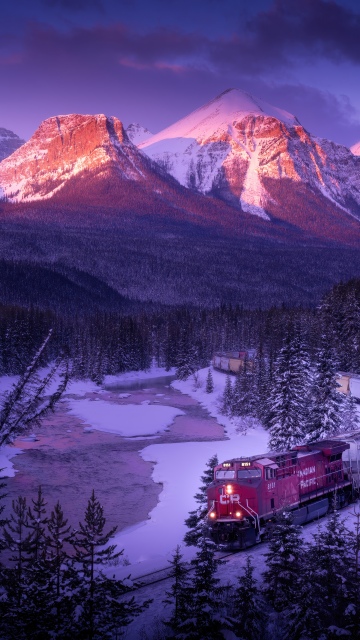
xmin=244 ymin=79 xmax=360 ymax=145
xmin=14 ymin=2 xmax=360 ymax=81
xmin=42 ymin=0 xmax=103 ymax=11
xmin=247 ymin=0 xmax=360 ymax=66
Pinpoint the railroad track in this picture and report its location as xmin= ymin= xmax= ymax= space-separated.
xmin=132 ymin=550 xmax=240 ymax=590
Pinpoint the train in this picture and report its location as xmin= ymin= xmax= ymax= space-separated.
xmin=206 ymin=434 xmax=360 ymax=549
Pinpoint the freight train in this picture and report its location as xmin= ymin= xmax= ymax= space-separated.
xmin=206 ymin=436 xmax=360 ymax=549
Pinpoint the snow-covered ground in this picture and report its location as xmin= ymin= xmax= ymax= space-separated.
xmin=67 ymin=399 xmax=184 ymax=438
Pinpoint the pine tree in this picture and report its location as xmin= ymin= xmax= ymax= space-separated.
xmin=309 ymin=509 xmax=351 ymax=635
xmin=339 ymin=392 xmax=359 ymax=433
xmin=175 ymin=534 xmax=228 ymax=639
xmin=307 ymin=337 xmax=343 ymax=441
xmin=163 ymin=545 xmax=191 ymax=635
xmin=45 ymin=500 xmax=77 ymax=638
xmin=263 ymin=511 xmax=304 ymax=613
xmin=71 ymin=490 xmax=149 ymax=639
xmin=0 ymin=330 xmax=69 ymax=446
xmin=0 ymin=496 xmax=34 ymax=638
xmin=184 ymin=454 xmax=218 ymax=547
xmin=231 ymin=556 xmax=266 ymax=640
xmin=268 ymin=328 xmax=312 ymax=450
xmin=287 ymin=508 xmax=351 ymax=639
xmin=205 ymin=368 xmax=214 ymax=394
xmin=221 ymin=374 xmax=233 ymax=417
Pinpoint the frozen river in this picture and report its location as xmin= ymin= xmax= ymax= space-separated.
xmin=2 ymin=373 xmax=224 ymax=536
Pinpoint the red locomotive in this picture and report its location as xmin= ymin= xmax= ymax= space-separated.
xmin=206 ymin=439 xmax=354 ymax=549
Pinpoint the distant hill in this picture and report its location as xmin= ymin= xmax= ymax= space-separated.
xmin=0 ymin=260 xmax=132 ymax=315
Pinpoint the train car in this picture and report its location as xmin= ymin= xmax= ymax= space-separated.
xmin=206 ymin=439 xmax=354 ymax=549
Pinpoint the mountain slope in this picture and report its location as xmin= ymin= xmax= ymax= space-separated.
xmin=351 ymin=141 xmax=360 ymax=156
xmin=140 ymin=88 xmax=360 ymax=223
xmin=0 ymin=128 xmax=25 ymax=161
xmin=126 ymin=123 xmax=153 ymax=145
xmin=0 ymin=112 xmax=302 ymax=240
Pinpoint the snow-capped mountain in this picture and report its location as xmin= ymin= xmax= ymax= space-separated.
xmin=0 ymin=114 xmax=155 ymax=201
xmin=0 ymin=112 xmax=254 ymax=233
xmin=351 ymin=141 xmax=360 ymax=156
xmin=0 ymin=128 xmax=25 ymax=161
xmin=140 ymin=88 xmax=360 ymax=221
xmin=126 ymin=123 xmax=153 ymax=145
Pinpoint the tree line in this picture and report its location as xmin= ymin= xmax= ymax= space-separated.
xmin=0 ymin=277 xmax=358 ymax=389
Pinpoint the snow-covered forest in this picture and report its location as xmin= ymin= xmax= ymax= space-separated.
xmin=0 ymin=277 xmax=359 ymax=638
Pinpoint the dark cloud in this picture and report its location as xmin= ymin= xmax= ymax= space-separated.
xmin=1 ymin=2 xmax=360 ymax=146
xmin=247 ymin=0 xmax=360 ymax=65
xmin=42 ymin=0 xmax=103 ymax=10
xmin=242 ymin=79 xmax=360 ymax=145
xmin=24 ymin=22 xmax=205 ymax=69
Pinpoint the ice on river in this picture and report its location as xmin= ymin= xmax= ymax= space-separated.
xmin=66 ymin=399 xmax=184 ymax=437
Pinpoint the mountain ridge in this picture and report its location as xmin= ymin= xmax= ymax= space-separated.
xmin=140 ymin=88 xmax=360 ymax=224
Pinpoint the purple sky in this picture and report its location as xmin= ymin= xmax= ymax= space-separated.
xmin=1 ymin=0 xmax=360 ymax=147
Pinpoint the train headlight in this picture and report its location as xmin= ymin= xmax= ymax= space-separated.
xmin=235 ymin=511 xmax=242 ymax=518
xmin=226 ymin=484 xmax=233 ymax=494
xmin=209 ymin=512 xmax=216 ymax=519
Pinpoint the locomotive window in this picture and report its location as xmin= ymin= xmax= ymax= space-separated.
xmin=265 ymin=468 xmax=276 ymax=480
xmin=216 ymin=470 xmax=235 ymax=479
xmin=237 ymin=469 xmax=261 ymax=479
xmin=330 ymin=454 xmax=342 ymax=462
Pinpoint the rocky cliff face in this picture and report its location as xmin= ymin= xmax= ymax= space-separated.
xmin=0 ymin=128 xmax=25 ymax=161
xmin=0 ymin=114 xmax=155 ymax=201
xmin=140 ymin=89 xmax=360 ymax=222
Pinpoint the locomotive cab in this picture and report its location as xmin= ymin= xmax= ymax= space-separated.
xmin=206 ymin=439 xmax=353 ymax=550
xmin=207 ymin=458 xmax=265 ymax=549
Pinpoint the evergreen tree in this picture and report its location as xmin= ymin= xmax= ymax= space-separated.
xmin=205 ymin=368 xmax=214 ymax=394
xmin=27 ymin=486 xmax=48 ymax=562
xmin=287 ymin=509 xmax=351 ymax=639
xmin=221 ymin=375 xmax=233 ymax=417
xmin=71 ymin=490 xmax=148 ymax=639
xmin=339 ymin=392 xmax=359 ymax=433
xmin=0 ymin=496 xmax=34 ymax=638
xmin=0 ymin=330 xmax=69 ymax=446
xmin=231 ymin=556 xmax=266 ymax=640
xmin=175 ymin=534 xmax=228 ymax=639
xmin=163 ymin=545 xmax=191 ymax=635
xmin=268 ymin=327 xmax=312 ymax=449
xmin=263 ymin=511 xmax=304 ymax=613
xmin=307 ymin=337 xmax=343 ymax=441
xmin=184 ymin=454 xmax=218 ymax=547
xmin=45 ymin=500 xmax=77 ymax=638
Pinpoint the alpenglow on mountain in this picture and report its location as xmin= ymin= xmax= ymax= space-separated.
xmin=140 ymin=88 xmax=360 ymax=221
xmin=1 ymin=90 xmax=360 ymax=247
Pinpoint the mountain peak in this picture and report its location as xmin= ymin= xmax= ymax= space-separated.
xmin=0 ymin=127 xmax=25 ymax=161
xmin=0 ymin=113 xmax=141 ymax=202
xmin=139 ymin=88 xmax=360 ymax=223
xmin=204 ymin=88 xmax=299 ymax=127
xmin=140 ymin=87 xmax=298 ymax=152
xmin=126 ymin=123 xmax=153 ymax=145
